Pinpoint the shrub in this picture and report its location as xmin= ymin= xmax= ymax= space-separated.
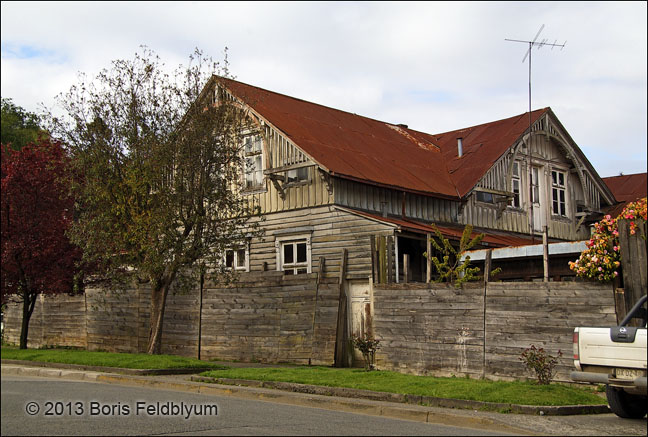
xmin=352 ymin=334 xmax=381 ymax=371
xmin=519 ymin=344 xmax=563 ymax=385
xmin=569 ymin=198 xmax=646 ymax=282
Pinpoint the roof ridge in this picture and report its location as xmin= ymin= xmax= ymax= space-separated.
xmin=432 ymin=107 xmax=550 ymax=138
xmin=216 ymin=75 xmax=413 ymax=131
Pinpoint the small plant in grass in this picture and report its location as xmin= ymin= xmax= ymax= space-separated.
xmin=352 ymin=333 xmax=380 ymax=371
xmin=519 ymin=344 xmax=563 ymax=385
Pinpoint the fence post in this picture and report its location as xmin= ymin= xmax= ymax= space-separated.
xmin=543 ymin=226 xmax=549 ymax=282
xmin=426 ymin=233 xmax=432 ymax=283
xmin=618 ymin=219 xmax=647 ymax=325
xmin=403 ymin=254 xmax=410 ymax=284
xmin=334 ymin=249 xmax=349 ymax=367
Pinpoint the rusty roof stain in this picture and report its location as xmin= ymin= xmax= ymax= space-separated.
xmin=217 ymin=77 xmax=550 ymax=199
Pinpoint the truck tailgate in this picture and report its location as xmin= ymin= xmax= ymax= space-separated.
xmin=579 ymin=327 xmax=647 ymax=369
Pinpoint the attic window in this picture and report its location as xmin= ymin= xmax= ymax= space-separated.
xmin=244 ymin=135 xmax=264 ymax=190
xmin=286 ymin=167 xmax=309 ymax=184
xmin=551 ymin=170 xmax=567 ymax=217
xmin=476 ymin=192 xmax=494 ymax=204
xmin=509 ymin=161 xmax=521 ymax=208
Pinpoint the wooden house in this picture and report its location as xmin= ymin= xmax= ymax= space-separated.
xmin=209 ymin=76 xmax=616 ymax=286
xmin=201 ymin=76 xmax=621 ymax=341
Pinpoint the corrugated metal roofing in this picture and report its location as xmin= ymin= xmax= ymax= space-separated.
xmin=218 ymin=77 xmax=548 ymax=199
xmin=602 ymin=173 xmax=647 ymax=217
xmin=340 ymin=207 xmax=535 ymax=248
xmin=431 ymin=109 xmax=547 ymax=196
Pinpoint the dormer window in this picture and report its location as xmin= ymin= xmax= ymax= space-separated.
xmin=244 ymin=135 xmax=264 ymax=190
xmin=286 ymin=167 xmax=309 ymax=184
xmin=476 ymin=192 xmax=494 ymax=204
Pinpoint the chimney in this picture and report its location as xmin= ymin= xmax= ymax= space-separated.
xmin=457 ymin=137 xmax=463 ymax=157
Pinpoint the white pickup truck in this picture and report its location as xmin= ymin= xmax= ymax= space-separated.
xmin=571 ymin=295 xmax=647 ymax=418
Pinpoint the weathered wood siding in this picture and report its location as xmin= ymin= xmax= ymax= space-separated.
xmin=247 ymin=206 xmax=395 ymax=279
xmin=334 ymin=178 xmax=458 ymax=224
xmin=462 ymin=113 xmax=608 ymax=241
xmin=2 ymin=294 xmax=86 ymax=349
xmin=247 ymin=165 xmax=335 ymax=214
xmin=3 ymin=272 xmax=340 ymax=366
xmin=373 ymin=281 xmax=616 ymax=381
xmin=200 ymin=272 xmax=339 ymax=364
xmin=373 ymin=283 xmax=485 ymax=377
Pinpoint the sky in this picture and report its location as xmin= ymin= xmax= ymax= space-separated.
xmin=1 ymin=1 xmax=646 ymax=178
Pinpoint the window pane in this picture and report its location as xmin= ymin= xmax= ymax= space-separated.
xmin=236 ymin=249 xmax=246 ymax=267
xmin=297 ymin=242 xmax=307 ymax=263
xmin=284 ymin=243 xmax=294 ymax=264
xmin=476 ymin=192 xmax=493 ymax=203
xmin=253 ymin=135 xmax=263 ymax=153
xmin=513 ymin=162 xmax=519 ymax=177
xmin=296 ymin=268 xmax=308 ymax=275
xmin=284 ymin=269 xmax=294 ymax=275
xmin=225 ymin=250 xmax=234 ymax=268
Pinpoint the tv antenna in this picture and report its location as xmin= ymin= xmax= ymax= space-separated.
xmin=505 ymin=25 xmax=566 ymax=240
xmin=505 ymin=25 xmax=566 ymax=120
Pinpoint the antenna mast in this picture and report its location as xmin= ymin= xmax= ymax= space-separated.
xmin=505 ymin=25 xmax=566 ymax=240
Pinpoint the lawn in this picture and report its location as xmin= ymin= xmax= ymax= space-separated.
xmin=200 ymin=366 xmax=605 ymax=407
xmin=1 ymin=347 xmax=227 ymax=370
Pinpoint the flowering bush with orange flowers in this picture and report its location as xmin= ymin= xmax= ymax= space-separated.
xmin=569 ymin=198 xmax=646 ymax=282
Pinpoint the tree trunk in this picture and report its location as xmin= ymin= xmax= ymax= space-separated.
xmin=19 ymin=289 xmax=37 ymax=349
xmin=146 ymin=270 xmax=176 ymax=354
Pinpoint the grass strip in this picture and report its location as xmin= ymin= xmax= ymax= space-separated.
xmin=1 ymin=347 xmax=227 ymax=370
xmin=200 ymin=366 xmax=605 ymax=406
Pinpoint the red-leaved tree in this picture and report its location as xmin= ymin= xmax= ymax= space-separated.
xmin=1 ymin=138 xmax=82 ymax=349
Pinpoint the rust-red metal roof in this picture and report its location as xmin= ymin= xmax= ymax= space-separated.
xmin=431 ymin=109 xmax=547 ymax=196
xmin=602 ymin=173 xmax=647 ymax=217
xmin=218 ymin=77 xmax=548 ymax=199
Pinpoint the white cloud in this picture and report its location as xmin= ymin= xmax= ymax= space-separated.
xmin=1 ymin=1 xmax=646 ymax=177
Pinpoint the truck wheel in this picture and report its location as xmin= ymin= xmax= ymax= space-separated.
xmin=606 ymin=386 xmax=647 ymax=419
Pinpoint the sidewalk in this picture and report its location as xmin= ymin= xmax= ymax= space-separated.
xmin=1 ymin=360 xmax=615 ymax=436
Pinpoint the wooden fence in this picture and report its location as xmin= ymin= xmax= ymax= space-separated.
xmin=373 ymin=281 xmax=617 ymax=381
xmin=3 ymin=272 xmax=339 ymax=366
xmin=3 ymin=272 xmax=620 ymax=381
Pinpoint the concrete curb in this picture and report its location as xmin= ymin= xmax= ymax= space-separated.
xmin=1 ymin=361 xmax=609 ymax=425
xmin=1 ymin=359 xmax=212 ymax=375
xmin=191 ymin=376 xmax=610 ymax=416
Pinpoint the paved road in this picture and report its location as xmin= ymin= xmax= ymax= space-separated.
xmin=1 ymin=375 xmax=511 ymax=436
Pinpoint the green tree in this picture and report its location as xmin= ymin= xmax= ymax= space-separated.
xmin=46 ymin=47 xmax=260 ymax=354
xmin=424 ymin=224 xmax=499 ymax=287
xmin=1 ymin=98 xmax=47 ymax=150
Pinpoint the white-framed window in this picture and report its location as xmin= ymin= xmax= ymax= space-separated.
xmin=224 ymin=246 xmax=249 ymax=272
xmin=551 ymin=169 xmax=567 ymax=216
xmin=531 ymin=167 xmax=540 ymax=204
xmin=244 ymin=134 xmax=264 ymax=190
xmin=509 ymin=161 xmax=521 ymax=208
xmin=275 ymin=235 xmax=311 ymax=275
